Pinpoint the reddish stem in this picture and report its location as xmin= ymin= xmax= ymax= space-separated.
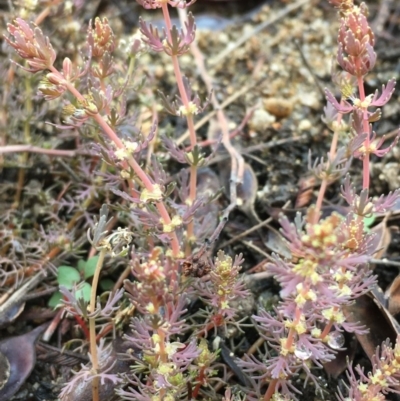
xmin=357 ymin=73 xmax=371 ymax=190
xmin=48 ymin=66 xmax=181 ymax=258
xmin=192 ymin=366 xmax=206 ymax=398
xmin=74 ymin=313 xmax=90 ymax=340
xmin=161 ymin=3 xmax=198 ymax=255
xmin=264 ymin=379 xmax=279 ymax=401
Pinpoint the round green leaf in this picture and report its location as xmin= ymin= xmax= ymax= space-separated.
xmin=82 ymin=255 xmax=99 ymax=279
xmin=57 ymin=266 xmax=80 ymax=288
xmin=77 ymin=259 xmax=86 ymax=273
xmin=48 ymin=291 xmax=62 ymax=308
xmin=76 ymin=282 xmax=92 ymax=303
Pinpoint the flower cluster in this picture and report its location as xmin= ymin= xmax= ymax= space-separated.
xmin=325 ymin=79 xmax=397 ymax=160
xmin=194 ymin=250 xmax=249 ymax=324
xmin=120 ymin=249 xmax=202 ymax=400
xmin=87 ymin=17 xmax=116 ymax=58
xmin=239 ymin=1 xmax=400 ymax=400
xmin=6 ymin=18 xmax=56 ymax=72
xmin=325 ymin=0 xmax=398 ymax=169
xmin=335 ymin=1 xmax=376 ymax=77
xmin=238 ymin=207 xmax=376 ymax=400
xmin=139 ymin=12 xmax=196 ymax=57
xmin=338 ymin=337 xmax=400 ymax=401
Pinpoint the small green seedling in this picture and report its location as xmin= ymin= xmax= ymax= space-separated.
xmin=48 ymin=256 xmax=100 ymax=308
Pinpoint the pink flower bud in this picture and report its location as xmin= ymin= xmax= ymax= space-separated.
xmin=6 ymin=18 xmax=56 ymax=72
xmin=87 ymin=17 xmax=116 ymax=58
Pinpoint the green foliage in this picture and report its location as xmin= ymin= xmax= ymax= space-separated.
xmin=48 ymin=256 xmax=100 ymax=307
xmin=78 ymin=255 xmax=99 ymax=279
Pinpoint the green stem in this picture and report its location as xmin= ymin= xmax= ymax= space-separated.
xmin=89 ymin=248 xmax=106 ymax=401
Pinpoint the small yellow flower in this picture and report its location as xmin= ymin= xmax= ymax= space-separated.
xmin=140 ymin=184 xmax=163 ymax=203
xmin=115 ymin=148 xmax=128 ymax=160
xmin=357 ymin=382 xmax=368 ymax=393
xmin=123 ymin=139 xmax=138 ymax=152
xmin=178 ymin=101 xmax=199 ymax=116
xmin=220 ymin=300 xmax=229 ymax=310
xmin=279 ymin=338 xmax=295 ymax=355
xmin=166 ymin=249 xmax=184 ymax=258
xmin=196 ymin=338 xmax=215 ymax=367
xmin=311 ymin=328 xmax=321 ymax=338
xmin=165 ymin=341 xmax=184 ymax=358
xmin=120 ymin=170 xmax=130 ymax=179
xmin=160 ymin=215 xmax=182 ymax=233
xmin=322 ymin=307 xmax=345 ymax=324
